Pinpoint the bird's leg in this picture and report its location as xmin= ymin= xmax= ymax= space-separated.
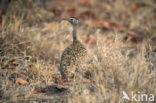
xmin=72 ymin=68 xmax=79 ymax=82
xmin=59 ymin=69 xmax=70 ymax=85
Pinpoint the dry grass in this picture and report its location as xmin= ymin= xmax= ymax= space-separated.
xmin=0 ymin=0 xmax=155 ymax=103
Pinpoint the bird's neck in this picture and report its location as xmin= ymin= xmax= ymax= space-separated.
xmin=72 ymin=25 xmax=77 ymax=41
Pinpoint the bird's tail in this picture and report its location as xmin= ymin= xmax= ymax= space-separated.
xmin=59 ymin=67 xmax=67 ymax=80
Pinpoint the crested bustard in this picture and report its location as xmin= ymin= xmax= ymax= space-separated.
xmin=59 ymin=17 xmax=87 ymax=81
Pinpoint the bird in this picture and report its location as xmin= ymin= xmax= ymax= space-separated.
xmin=59 ymin=17 xmax=87 ymax=82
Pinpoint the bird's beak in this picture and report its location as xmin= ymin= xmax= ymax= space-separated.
xmin=62 ymin=18 xmax=70 ymax=21
xmin=57 ymin=18 xmax=69 ymax=23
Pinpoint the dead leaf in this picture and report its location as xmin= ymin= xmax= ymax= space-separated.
xmin=153 ymin=14 xmax=156 ymax=19
xmin=34 ymin=88 xmax=41 ymax=94
xmin=94 ymin=20 xmax=124 ymax=30
xmin=34 ymin=87 xmax=50 ymax=94
xmin=85 ymin=35 xmax=96 ymax=46
xmin=41 ymin=87 xmax=51 ymax=93
xmin=17 ymin=94 xmax=25 ymax=98
xmin=105 ymin=38 xmax=115 ymax=45
xmin=50 ymin=65 xmax=55 ymax=70
xmin=95 ymin=20 xmax=109 ymax=28
xmin=85 ymin=35 xmax=91 ymax=43
xmin=83 ymin=78 xmax=91 ymax=83
xmin=8 ymin=81 xmax=12 ymax=85
xmin=80 ymin=0 xmax=88 ymax=4
xmin=66 ymin=8 xmax=76 ymax=17
xmin=16 ymin=78 xmax=29 ymax=85
xmin=130 ymin=36 xmax=143 ymax=44
xmin=0 ymin=90 xmax=4 ymax=98
xmin=0 ymin=9 xmax=5 ymax=14
xmin=79 ymin=11 xmax=95 ymax=20
xmin=131 ymin=2 xmax=140 ymax=12
xmin=58 ymin=0 xmax=66 ymax=6
xmin=51 ymin=8 xmax=62 ymax=16
xmin=123 ymin=32 xmax=143 ymax=45
xmin=43 ymin=22 xmax=55 ymax=31
xmin=9 ymin=58 xmax=16 ymax=63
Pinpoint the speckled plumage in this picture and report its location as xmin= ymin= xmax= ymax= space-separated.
xmin=59 ymin=17 xmax=87 ymax=80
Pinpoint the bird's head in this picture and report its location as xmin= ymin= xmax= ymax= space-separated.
xmin=62 ymin=17 xmax=80 ymax=26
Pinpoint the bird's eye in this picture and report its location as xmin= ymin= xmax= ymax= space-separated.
xmin=69 ymin=17 xmax=79 ymax=24
xmin=71 ymin=18 xmax=75 ymax=22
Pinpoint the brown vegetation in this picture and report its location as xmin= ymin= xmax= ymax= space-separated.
xmin=0 ymin=0 xmax=155 ymax=102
